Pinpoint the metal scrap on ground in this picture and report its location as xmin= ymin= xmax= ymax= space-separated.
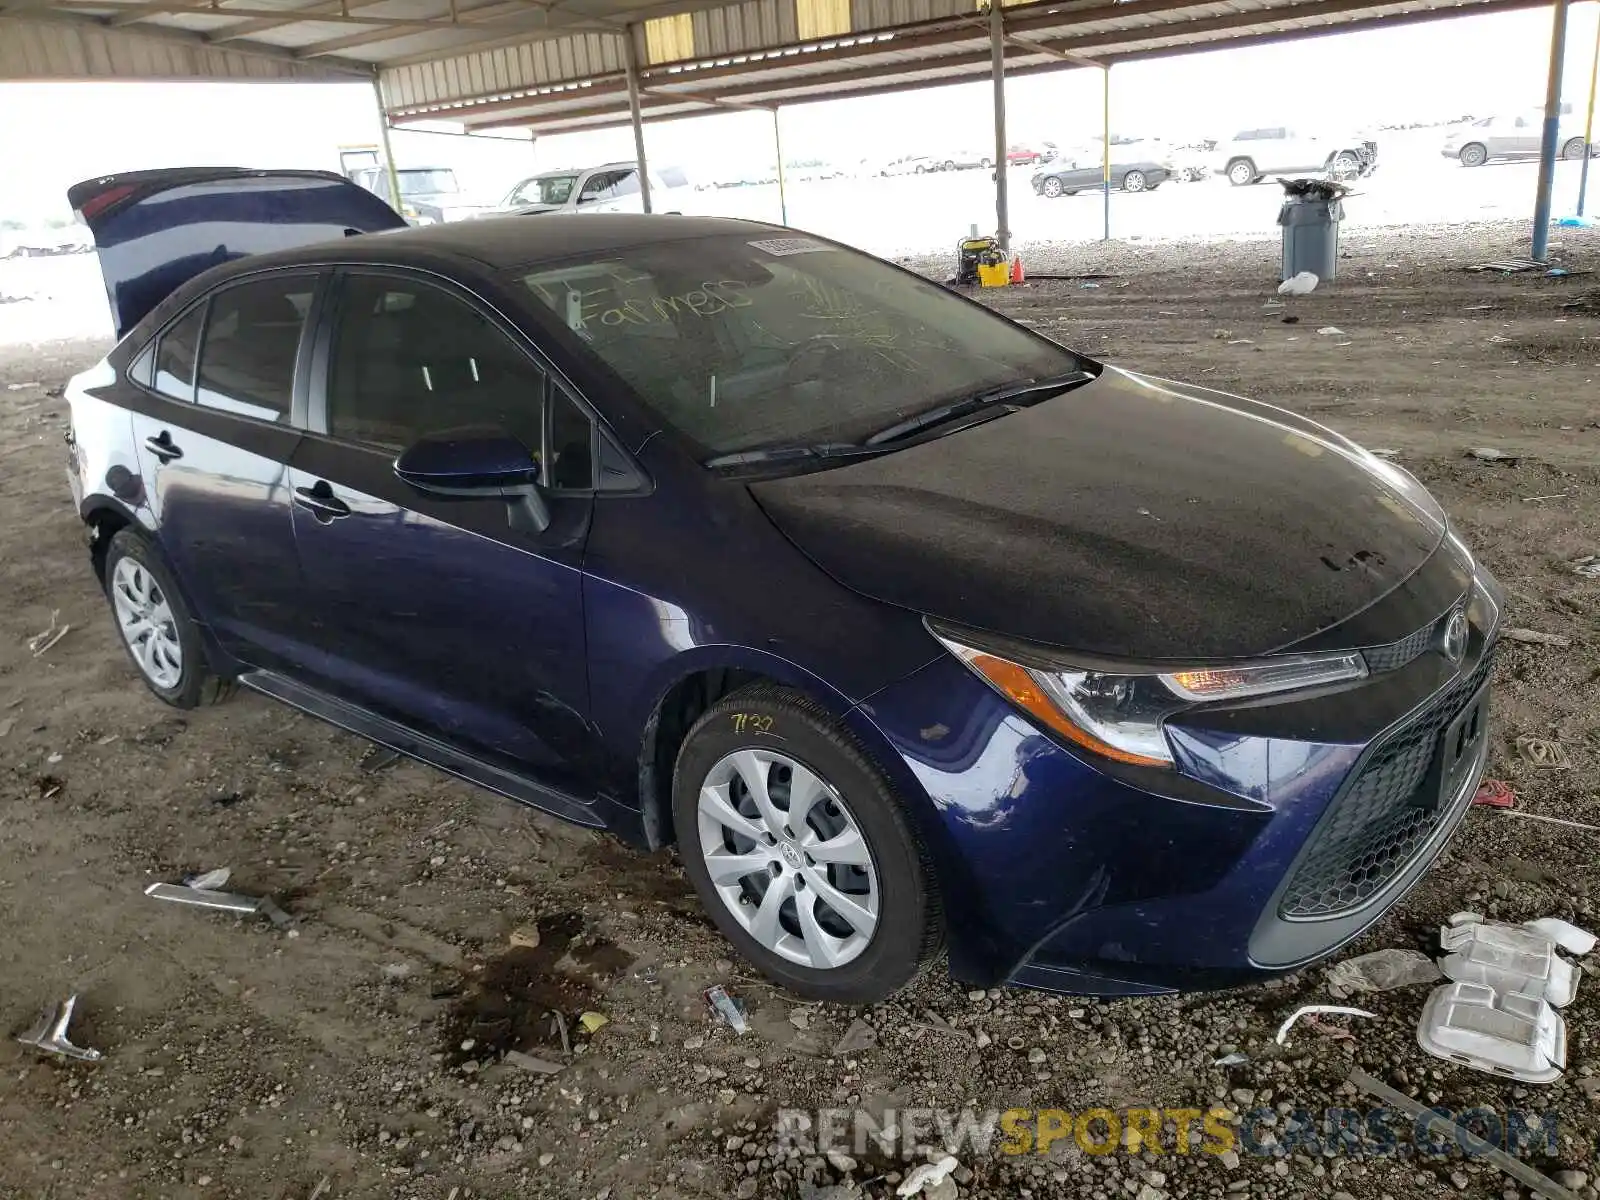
xmin=16 ymin=993 xmax=103 ymax=1062
xmin=145 ymin=881 xmax=293 ymax=928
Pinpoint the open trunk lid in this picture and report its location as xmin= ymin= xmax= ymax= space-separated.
xmin=67 ymin=167 xmax=408 ymax=339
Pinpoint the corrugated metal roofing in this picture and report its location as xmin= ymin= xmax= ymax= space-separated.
xmin=1 ymin=0 xmax=1547 ymax=128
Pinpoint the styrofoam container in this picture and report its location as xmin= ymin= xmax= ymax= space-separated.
xmin=1417 ymin=981 xmax=1567 ymax=1084
xmin=1439 ymin=915 xmax=1583 ymax=1007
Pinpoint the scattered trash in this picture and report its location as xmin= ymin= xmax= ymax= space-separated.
xmin=1417 ymin=981 xmax=1566 ymax=1083
xmin=897 ymin=1155 xmax=960 ymax=1198
xmin=1281 ymin=315 xmax=1300 ymax=324
xmin=1226 ymin=338 xmax=1254 ymax=345
xmin=1327 ymin=948 xmax=1442 ymax=994
xmin=911 ymin=1009 xmax=973 ymax=1042
xmin=1464 ymin=303 xmax=1498 ymax=311
xmin=1500 ymin=810 xmax=1600 ymax=833
xmin=1274 ymin=1004 xmax=1375 ymax=1045
xmin=789 ymin=1008 xmax=811 ymax=1030
xmin=1466 ymin=447 xmax=1518 ymax=463
xmin=184 ymin=867 xmax=232 ymax=891
xmin=1557 ymin=215 xmax=1598 ymax=228
xmin=308 ymin=1179 xmax=331 ymax=1200
xmin=1212 ymin=1051 xmax=1249 ymax=1067
xmin=1473 ymin=779 xmax=1517 ymax=809
xmin=578 ymin=1011 xmax=608 ymax=1034
xmin=1078 ymin=282 xmax=1100 ymax=289
xmin=1522 ymin=493 xmax=1568 ymax=503
xmin=1278 ymin=271 xmax=1319 ymax=296
xmin=832 ymin=1018 xmax=877 ymax=1056
xmin=26 ymin=610 xmax=72 ymax=657
xmin=1516 ymin=736 xmax=1569 ymax=769
xmin=1439 ymin=914 xmax=1590 ymax=1006
xmin=1278 ymin=176 xmax=1352 ymax=201
xmin=503 ymin=1049 xmax=565 ymax=1074
xmin=1212 ymin=329 xmax=1233 ymax=339
xmin=1317 ymin=326 xmax=1345 ymax=336
xmin=1503 ymin=628 xmax=1571 ymax=648
xmin=1464 ymin=258 xmax=1546 ymax=274
xmin=6 ymin=380 xmax=41 ymax=391
xmin=1546 ymin=267 xmax=1570 ymax=278
xmin=144 ymin=881 xmax=293 ymax=929
xmin=1349 ymin=1067 xmax=1582 ymax=1200
xmin=1305 ymin=1014 xmax=1359 ymax=1040
xmin=550 ymin=1009 xmax=571 ymax=1056
xmin=359 ymin=745 xmax=401 ymax=773
xmin=16 ymin=994 xmax=103 ymax=1062
xmin=1368 ymin=447 xmax=1401 ymax=459
xmin=704 ymin=985 xmax=748 ymax=1034
xmin=508 ymin=925 xmax=541 ymax=950
xmin=1570 ymin=555 xmax=1600 ymax=578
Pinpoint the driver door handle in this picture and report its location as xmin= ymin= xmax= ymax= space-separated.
xmin=293 ymin=481 xmax=351 ymax=522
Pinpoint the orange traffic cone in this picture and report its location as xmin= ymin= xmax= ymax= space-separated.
xmin=1009 ymin=254 xmax=1026 ymax=285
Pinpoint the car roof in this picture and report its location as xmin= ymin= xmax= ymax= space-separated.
xmin=220 ymin=213 xmax=786 ymax=276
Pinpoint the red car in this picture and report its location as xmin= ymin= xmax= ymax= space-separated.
xmin=1006 ymin=145 xmax=1043 ymax=165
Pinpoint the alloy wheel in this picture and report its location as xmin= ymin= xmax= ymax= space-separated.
xmin=1459 ymin=143 xmax=1487 ymax=168
xmin=695 ymin=749 xmax=879 ymax=970
xmin=1330 ymin=152 xmax=1359 ymax=179
xmin=111 ymin=556 xmax=183 ymax=690
xmin=1123 ymin=171 xmax=1147 ymax=192
xmin=1041 ymin=177 xmax=1064 ymax=198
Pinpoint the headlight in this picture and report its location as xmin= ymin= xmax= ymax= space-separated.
xmin=931 ymin=624 xmax=1368 ymax=769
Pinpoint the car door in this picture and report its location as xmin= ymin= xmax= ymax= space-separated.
xmin=1504 ymin=115 xmax=1541 ymax=158
xmin=574 ymin=169 xmax=636 ymax=213
xmin=287 ymin=269 xmax=599 ymax=794
xmin=130 ymin=271 xmax=320 ymax=671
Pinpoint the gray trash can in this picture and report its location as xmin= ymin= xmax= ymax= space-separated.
xmin=1278 ymin=194 xmax=1343 ymax=282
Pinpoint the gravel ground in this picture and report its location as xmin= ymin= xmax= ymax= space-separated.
xmin=1 ymin=217 xmax=1598 ymax=1200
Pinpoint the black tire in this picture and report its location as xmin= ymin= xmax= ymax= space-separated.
xmin=1459 ymin=142 xmax=1488 ymax=168
xmin=103 ymin=530 xmax=233 ymax=709
xmin=1226 ymin=158 xmax=1257 ymax=186
xmin=1562 ymin=136 xmax=1587 ymax=161
xmin=671 ymin=682 xmax=943 ymax=1003
xmin=980 ymin=158 xmax=992 ymax=169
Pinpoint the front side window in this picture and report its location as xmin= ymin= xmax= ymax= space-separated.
xmin=515 ymin=234 xmax=1087 ymax=457
xmin=519 ymin=174 xmax=578 ymax=206
xmin=578 ymin=170 xmax=633 ymax=204
xmin=153 ymin=305 xmax=204 ymax=401
xmin=195 ymin=275 xmax=315 ymax=422
xmin=327 ymin=275 xmax=550 ymax=456
xmin=398 ymin=169 xmax=458 ymax=197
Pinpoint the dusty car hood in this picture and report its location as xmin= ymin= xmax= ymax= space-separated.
xmin=750 ymin=367 xmax=1454 ymax=661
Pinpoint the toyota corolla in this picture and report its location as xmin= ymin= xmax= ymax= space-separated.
xmin=63 ymin=167 xmax=1500 ymax=1003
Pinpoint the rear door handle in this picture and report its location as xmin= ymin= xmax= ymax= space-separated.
xmin=144 ymin=431 xmax=183 ymax=463
xmin=293 ymin=481 xmax=352 ymax=522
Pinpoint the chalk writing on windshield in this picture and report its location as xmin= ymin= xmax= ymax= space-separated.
xmin=525 ymin=272 xmax=753 ymax=332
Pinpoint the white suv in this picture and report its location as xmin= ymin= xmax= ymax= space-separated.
xmin=480 ymin=162 xmax=683 ymax=217
xmin=1213 ymin=128 xmax=1378 ymax=186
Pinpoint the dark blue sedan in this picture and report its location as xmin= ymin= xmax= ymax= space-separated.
xmin=64 ymin=168 xmax=1500 ymax=1004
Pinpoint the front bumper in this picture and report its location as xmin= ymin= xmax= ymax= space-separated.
xmin=857 ymin=565 xmax=1501 ymax=996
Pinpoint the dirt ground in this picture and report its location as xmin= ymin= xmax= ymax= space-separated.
xmin=2 ymin=219 xmax=1599 ymax=1200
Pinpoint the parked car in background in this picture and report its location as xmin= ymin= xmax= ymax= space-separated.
xmin=1442 ymin=112 xmax=1594 ymax=166
xmin=1212 ymin=128 xmax=1378 ymax=185
xmin=933 ymin=151 xmax=993 ymax=171
xmin=67 ymin=166 xmax=1505 ymax=1008
xmin=1031 ymin=149 xmax=1171 ymax=196
xmin=1006 ymin=144 xmax=1054 ymax=165
xmin=881 ymin=156 xmax=937 ymax=176
xmin=2 ymin=223 xmax=93 ymax=257
xmin=480 ymin=162 xmax=685 ymax=217
xmin=351 ymin=166 xmax=484 ymax=224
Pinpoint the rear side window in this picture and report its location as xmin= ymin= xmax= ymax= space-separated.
xmin=153 ymin=306 xmax=204 ymax=402
xmin=326 ymin=275 xmax=549 ymax=454
xmin=195 ymin=275 xmax=315 ymax=423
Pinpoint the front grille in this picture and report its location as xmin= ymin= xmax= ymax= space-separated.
xmin=1361 ymin=615 xmax=1442 ymax=673
xmin=1278 ymin=652 xmax=1494 ymax=920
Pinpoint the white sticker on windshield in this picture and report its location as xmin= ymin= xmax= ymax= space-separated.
xmin=747 ymin=237 xmax=831 ymax=257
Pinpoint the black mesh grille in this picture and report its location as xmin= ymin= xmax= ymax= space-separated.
xmin=1362 ymin=611 xmax=1448 ymax=674
xmin=1279 ymin=652 xmax=1494 ymax=920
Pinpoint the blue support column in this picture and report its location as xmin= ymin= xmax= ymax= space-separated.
xmin=1530 ymin=0 xmax=1571 ymax=261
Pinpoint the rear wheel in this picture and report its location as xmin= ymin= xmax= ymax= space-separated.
xmin=1040 ymin=176 xmax=1065 ymax=198
xmin=1562 ymin=136 xmax=1588 ymax=161
xmin=103 ymin=531 xmax=232 ymax=709
xmin=943 ymin=160 xmax=956 ymax=171
xmin=1122 ymin=170 xmax=1148 ymax=193
xmin=980 ymin=157 xmax=992 ymax=169
xmin=1459 ymin=142 xmax=1488 ymax=167
xmin=1329 ymin=151 xmax=1360 ymax=178
xmin=672 ymin=684 xmax=941 ymax=1003
xmin=1226 ymin=158 xmax=1257 ymax=186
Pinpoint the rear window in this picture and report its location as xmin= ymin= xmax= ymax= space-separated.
xmin=514 ymin=234 xmax=1085 ymax=457
xmin=195 ymin=275 xmax=315 ymax=423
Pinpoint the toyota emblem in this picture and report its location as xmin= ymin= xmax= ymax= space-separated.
xmin=1442 ymin=609 xmax=1469 ymax=664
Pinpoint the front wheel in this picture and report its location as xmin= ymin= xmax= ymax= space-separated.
xmin=1040 ymin=176 xmax=1065 ymax=198
xmin=103 ymin=531 xmax=233 ymax=708
xmin=672 ymin=684 xmax=942 ymax=1003
xmin=1122 ymin=170 xmax=1148 ymax=193
xmin=1329 ymin=152 xmax=1360 ymax=178
xmin=1459 ymin=142 xmax=1488 ymax=167
xmin=1226 ymin=158 xmax=1257 ymax=186
xmin=1562 ymin=136 xmax=1588 ymax=161
xmin=980 ymin=157 xmax=992 ymax=169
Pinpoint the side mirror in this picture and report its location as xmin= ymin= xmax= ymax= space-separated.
xmin=393 ymin=431 xmax=550 ymax=532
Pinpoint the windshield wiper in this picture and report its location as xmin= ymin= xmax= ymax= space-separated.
xmin=704 ymin=442 xmax=882 ymax=469
xmin=863 ymin=369 xmax=1096 ymax=447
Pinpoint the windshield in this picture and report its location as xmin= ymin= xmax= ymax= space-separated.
xmin=518 ymin=174 xmax=580 ymax=206
xmin=513 ymin=233 xmax=1089 ymax=457
xmin=398 ymin=169 xmax=459 ymax=197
